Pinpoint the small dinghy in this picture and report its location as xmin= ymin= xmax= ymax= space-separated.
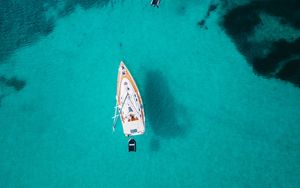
xmin=128 ymin=138 xmax=136 ymax=152
xmin=151 ymin=0 xmax=160 ymax=7
xmin=112 ymin=61 xmax=145 ymax=152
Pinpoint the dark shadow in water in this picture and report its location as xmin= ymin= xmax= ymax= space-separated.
xmin=0 ymin=76 xmax=26 ymax=106
xmin=150 ymin=137 xmax=160 ymax=152
xmin=0 ymin=0 xmax=111 ymax=62
xmin=220 ymin=0 xmax=300 ymax=87
xmin=144 ymin=70 xmax=186 ymax=138
xmin=144 ymin=70 xmax=190 ymax=151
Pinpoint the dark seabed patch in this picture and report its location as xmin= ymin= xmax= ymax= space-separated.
xmin=198 ymin=2 xmax=219 ymax=29
xmin=220 ymin=0 xmax=300 ymax=87
xmin=0 ymin=0 xmax=111 ymax=62
xmin=276 ymin=59 xmax=300 ymax=87
xmin=0 ymin=76 xmax=26 ymax=106
xmin=144 ymin=70 xmax=189 ymax=151
xmin=0 ymin=76 xmax=26 ymax=91
xmin=253 ymin=38 xmax=300 ymax=77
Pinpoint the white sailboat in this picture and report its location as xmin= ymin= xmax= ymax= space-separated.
xmin=112 ymin=61 xmax=145 ymax=139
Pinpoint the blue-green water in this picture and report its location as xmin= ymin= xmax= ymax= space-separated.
xmin=1 ymin=0 xmax=300 ymax=187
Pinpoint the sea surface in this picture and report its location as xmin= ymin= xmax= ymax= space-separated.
xmin=0 ymin=0 xmax=300 ymax=187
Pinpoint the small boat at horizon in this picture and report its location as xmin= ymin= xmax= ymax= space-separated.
xmin=151 ymin=0 xmax=160 ymax=7
xmin=112 ymin=61 xmax=145 ymax=138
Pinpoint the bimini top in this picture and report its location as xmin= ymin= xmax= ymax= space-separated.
xmin=116 ymin=61 xmax=145 ymax=136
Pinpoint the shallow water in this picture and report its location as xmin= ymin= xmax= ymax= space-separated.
xmin=0 ymin=0 xmax=300 ymax=187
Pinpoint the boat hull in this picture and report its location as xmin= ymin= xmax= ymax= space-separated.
xmin=116 ymin=61 xmax=145 ymax=136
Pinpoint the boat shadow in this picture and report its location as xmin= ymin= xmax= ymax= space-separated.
xmin=144 ymin=70 xmax=190 ymax=151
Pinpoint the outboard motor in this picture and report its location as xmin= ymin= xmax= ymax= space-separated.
xmin=128 ymin=138 xmax=136 ymax=152
xmin=151 ymin=0 xmax=160 ymax=7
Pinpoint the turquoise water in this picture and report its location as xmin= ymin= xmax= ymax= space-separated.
xmin=1 ymin=0 xmax=300 ymax=187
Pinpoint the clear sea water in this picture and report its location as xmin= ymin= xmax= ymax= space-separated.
xmin=0 ymin=0 xmax=300 ymax=187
